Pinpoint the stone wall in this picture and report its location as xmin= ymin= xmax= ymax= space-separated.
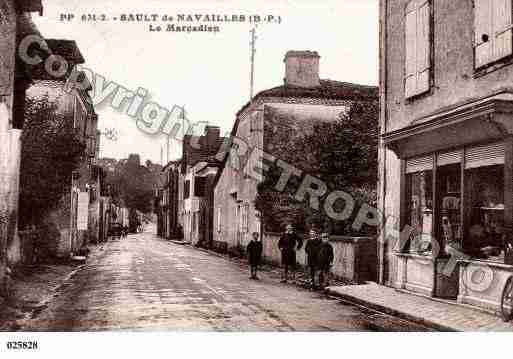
xmin=262 ymin=232 xmax=377 ymax=283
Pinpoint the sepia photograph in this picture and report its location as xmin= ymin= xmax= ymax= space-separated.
xmin=1 ymin=0 xmax=513 ymax=357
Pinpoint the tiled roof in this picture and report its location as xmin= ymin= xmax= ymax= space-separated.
xmin=28 ymin=39 xmax=86 ymax=81
xmin=257 ymin=80 xmax=377 ymax=101
xmin=214 ymin=79 xmax=378 ymax=187
xmin=182 ymin=135 xmax=226 ymax=173
xmin=236 ymin=80 xmax=377 ymax=117
xmin=17 ymin=0 xmax=43 ymax=14
xmin=46 ymin=39 xmax=85 ymax=64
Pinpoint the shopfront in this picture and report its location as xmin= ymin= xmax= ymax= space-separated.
xmin=384 ymin=94 xmax=513 ymax=312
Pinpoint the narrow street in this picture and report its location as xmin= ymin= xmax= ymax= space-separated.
xmin=18 ymin=229 xmax=431 ymax=331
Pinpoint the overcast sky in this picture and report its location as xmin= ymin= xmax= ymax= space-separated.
xmin=33 ymin=0 xmax=378 ymax=164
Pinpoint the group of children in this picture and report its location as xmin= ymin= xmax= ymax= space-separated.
xmin=245 ymin=225 xmax=334 ymax=289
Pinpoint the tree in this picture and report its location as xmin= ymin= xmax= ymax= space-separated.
xmin=100 ymin=155 xmax=164 ymax=215
xmin=255 ymin=101 xmax=379 ymax=235
xmin=19 ymin=96 xmax=86 ymax=227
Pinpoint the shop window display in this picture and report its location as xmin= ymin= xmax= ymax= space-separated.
xmin=465 ymin=164 xmax=505 ymax=261
xmin=406 ymin=170 xmax=433 ymax=253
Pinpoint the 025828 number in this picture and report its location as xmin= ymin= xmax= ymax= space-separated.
xmin=6 ymin=341 xmax=38 ymax=350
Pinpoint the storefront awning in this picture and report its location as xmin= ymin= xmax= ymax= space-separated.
xmin=383 ymin=93 xmax=513 ymax=158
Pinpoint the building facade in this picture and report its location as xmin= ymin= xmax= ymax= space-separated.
xmin=180 ymin=126 xmax=226 ymax=246
xmin=25 ymin=39 xmax=100 ymax=258
xmin=0 ymin=0 xmax=45 ymax=293
xmin=156 ymin=160 xmax=181 ymax=240
xmin=379 ymin=0 xmax=513 ymax=312
xmin=213 ymin=51 xmax=378 ymax=254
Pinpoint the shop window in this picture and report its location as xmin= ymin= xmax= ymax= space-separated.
xmin=406 ymin=169 xmax=433 ymax=253
xmin=464 ymin=164 xmax=504 ymax=261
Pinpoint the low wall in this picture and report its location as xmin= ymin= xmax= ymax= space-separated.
xmin=458 ymin=260 xmax=513 ymax=312
xmin=262 ymin=232 xmax=377 ymax=283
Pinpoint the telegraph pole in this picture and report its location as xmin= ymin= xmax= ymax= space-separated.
xmin=249 ymin=27 xmax=257 ymax=100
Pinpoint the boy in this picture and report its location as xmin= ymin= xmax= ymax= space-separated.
xmin=278 ymin=224 xmax=303 ymax=283
xmin=247 ymin=232 xmax=263 ymax=280
xmin=305 ymin=229 xmax=322 ymax=289
xmin=318 ymin=232 xmax=334 ymax=288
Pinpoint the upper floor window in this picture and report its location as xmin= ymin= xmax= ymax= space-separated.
xmin=405 ymin=0 xmax=431 ymax=99
xmin=474 ymin=0 xmax=513 ymax=69
xmin=184 ymin=180 xmax=190 ymax=199
xmin=194 ymin=176 xmax=206 ymax=197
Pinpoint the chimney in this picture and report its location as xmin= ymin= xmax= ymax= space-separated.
xmin=205 ymin=126 xmax=220 ymax=150
xmin=284 ymin=50 xmax=320 ymax=88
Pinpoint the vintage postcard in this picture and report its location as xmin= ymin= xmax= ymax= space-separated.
xmin=0 ymin=0 xmax=512 ymax=357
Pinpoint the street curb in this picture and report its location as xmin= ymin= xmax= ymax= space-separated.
xmin=325 ymin=287 xmax=457 ymax=332
xmin=169 ymin=240 xmax=186 ymax=245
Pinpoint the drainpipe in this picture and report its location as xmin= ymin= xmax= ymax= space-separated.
xmin=378 ymin=0 xmax=388 ymax=285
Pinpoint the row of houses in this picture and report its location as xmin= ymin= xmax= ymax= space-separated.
xmin=0 ymin=0 xmax=112 ymax=296
xmin=156 ymin=50 xmax=379 ymax=273
xmin=157 ymin=0 xmax=513 ymax=317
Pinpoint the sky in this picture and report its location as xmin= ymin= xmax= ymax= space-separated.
xmin=33 ymin=0 xmax=379 ymax=164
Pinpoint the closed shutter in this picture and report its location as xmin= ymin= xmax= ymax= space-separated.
xmin=406 ymin=154 xmax=433 ymax=173
xmin=465 ymin=141 xmax=505 ymax=169
xmin=417 ymin=0 xmax=431 ymax=94
xmin=405 ymin=0 xmax=431 ymax=98
xmin=405 ymin=6 xmax=418 ymax=98
xmin=475 ymin=0 xmax=493 ymax=67
xmin=494 ymin=0 xmax=513 ymax=60
xmin=475 ymin=0 xmax=513 ymax=68
xmin=437 ymin=150 xmax=462 ymax=166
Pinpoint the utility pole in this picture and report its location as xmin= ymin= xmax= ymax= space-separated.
xmin=249 ymin=27 xmax=257 ymax=100
xmin=166 ymin=130 xmax=170 ymax=164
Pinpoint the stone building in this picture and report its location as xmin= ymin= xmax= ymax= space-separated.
xmin=180 ymin=126 xmax=227 ymax=246
xmin=0 ymin=0 xmax=46 ymax=294
xmin=379 ymin=0 xmax=513 ymax=312
xmin=213 ymin=51 xmax=378 ymax=253
xmin=25 ymin=39 xmax=100 ymax=258
xmin=156 ymin=160 xmax=182 ymax=240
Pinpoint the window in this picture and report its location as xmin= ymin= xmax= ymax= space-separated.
xmin=217 ymin=208 xmax=222 ymax=233
xmin=405 ymin=155 xmax=434 ymax=252
xmin=194 ymin=176 xmax=206 ymax=197
xmin=405 ymin=0 xmax=431 ymax=99
xmin=404 ymin=142 xmax=507 ymax=262
xmin=474 ymin=0 xmax=513 ymax=69
xmin=242 ymin=203 xmax=249 ymax=233
xmin=464 ymin=142 xmax=505 ymax=261
xmin=184 ymin=180 xmax=190 ymax=199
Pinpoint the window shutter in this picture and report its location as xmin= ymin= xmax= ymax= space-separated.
xmin=406 ymin=154 xmax=433 ymax=174
xmin=417 ymin=0 xmax=431 ymax=94
xmin=475 ymin=0 xmax=513 ymax=68
xmin=493 ymin=0 xmax=513 ymax=61
xmin=405 ymin=5 xmax=418 ymax=98
xmin=475 ymin=0 xmax=493 ymax=68
xmin=437 ymin=150 xmax=462 ymax=166
xmin=405 ymin=0 xmax=431 ymax=98
xmin=465 ymin=141 xmax=505 ymax=169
